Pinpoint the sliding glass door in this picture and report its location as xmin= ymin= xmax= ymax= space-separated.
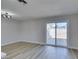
xmin=47 ymin=22 xmax=67 ymax=47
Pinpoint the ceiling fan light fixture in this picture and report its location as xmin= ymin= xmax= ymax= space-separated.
xmin=18 ymin=0 xmax=27 ymax=4
xmin=1 ymin=12 xmax=12 ymax=19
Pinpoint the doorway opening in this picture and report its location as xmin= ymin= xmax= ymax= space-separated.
xmin=47 ymin=22 xmax=67 ymax=47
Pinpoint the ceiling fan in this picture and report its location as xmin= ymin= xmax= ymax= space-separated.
xmin=18 ymin=0 xmax=27 ymax=4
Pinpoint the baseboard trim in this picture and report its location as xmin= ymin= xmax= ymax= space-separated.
xmin=1 ymin=41 xmax=21 ymax=46
xmin=20 ymin=41 xmax=68 ymax=48
xmin=68 ymin=47 xmax=78 ymax=50
xmin=2 ymin=41 xmax=78 ymax=50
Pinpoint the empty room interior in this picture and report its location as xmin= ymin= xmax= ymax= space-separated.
xmin=1 ymin=0 xmax=78 ymax=59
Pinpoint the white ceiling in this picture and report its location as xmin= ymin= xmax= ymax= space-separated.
xmin=1 ymin=0 xmax=78 ymax=20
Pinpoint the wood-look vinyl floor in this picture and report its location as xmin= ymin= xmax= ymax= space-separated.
xmin=1 ymin=42 xmax=78 ymax=59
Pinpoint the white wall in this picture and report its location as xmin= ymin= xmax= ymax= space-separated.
xmin=67 ymin=14 xmax=78 ymax=49
xmin=1 ymin=18 xmax=20 ymax=46
xmin=20 ymin=14 xmax=78 ymax=49
xmin=20 ymin=20 xmax=46 ymax=43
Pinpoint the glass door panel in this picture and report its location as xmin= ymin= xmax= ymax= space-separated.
xmin=47 ymin=23 xmax=55 ymax=45
xmin=56 ymin=23 xmax=67 ymax=46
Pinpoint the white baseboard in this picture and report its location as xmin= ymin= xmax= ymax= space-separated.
xmin=1 ymin=41 xmax=46 ymax=46
xmin=20 ymin=40 xmax=46 ymax=45
xmin=2 ymin=41 xmax=78 ymax=50
xmin=68 ymin=46 xmax=78 ymax=49
xmin=19 ymin=41 xmax=68 ymax=48
xmin=1 ymin=41 xmax=21 ymax=46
